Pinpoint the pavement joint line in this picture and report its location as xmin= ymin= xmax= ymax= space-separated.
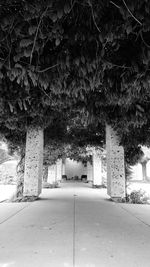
xmin=120 ymin=205 xmax=150 ymax=228
xmin=73 ymin=193 xmax=77 ymax=267
xmin=0 ymin=203 xmax=32 ymax=226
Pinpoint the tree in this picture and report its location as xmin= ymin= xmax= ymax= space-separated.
xmin=138 ymin=146 xmax=150 ymax=181
xmin=0 ymin=146 xmax=10 ymax=164
xmin=1 ymin=0 xmax=150 ymax=169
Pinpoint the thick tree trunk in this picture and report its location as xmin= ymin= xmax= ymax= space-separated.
xmin=92 ymin=148 xmax=102 ymax=186
xmin=87 ymin=161 xmax=93 ymax=182
xmin=62 ymin=158 xmax=66 ymax=176
xmin=56 ymin=159 xmax=62 ymax=182
xmin=43 ymin=165 xmax=48 ymax=182
xmin=23 ymin=127 xmax=43 ymax=197
xmin=47 ymin=164 xmax=57 ymax=184
xmin=106 ymin=124 xmax=126 ymax=200
xmin=141 ymin=162 xmax=147 ymax=181
xmin=16 ymin=153 xmax=25 ymax=198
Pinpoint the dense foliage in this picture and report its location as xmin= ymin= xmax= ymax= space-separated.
xmin=0 ymin=0 xmax=150 ymax=164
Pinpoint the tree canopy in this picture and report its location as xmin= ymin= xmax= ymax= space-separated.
xmin=0 ymin=0 xmax=150 ymax=164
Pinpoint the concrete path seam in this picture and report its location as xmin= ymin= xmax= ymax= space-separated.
xmin=0 ymin=203 xmax=31 ymax=226
xmin=73 ymin=194 xmax=76 ymax=267
xmin=120 ymin=206 xmax=150 ymax=228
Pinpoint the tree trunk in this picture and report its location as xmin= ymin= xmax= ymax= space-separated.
xmin=43 ymin=165 xmax=48 ymax=182
xmin=16 ymin=153 xmax=25 ymax=198
xmin=23 ymin=127 xmax=43 ymax=197
xmin=141 ymin=162 xmax=147 ymax=181
xmin=106 ymin=124 xmax=126 ymax=200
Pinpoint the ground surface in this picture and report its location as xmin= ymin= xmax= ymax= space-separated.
xmin=0 ymin=185 xmax=16 ymax=202
xmin=0 ymin=182 xmax=150 ymax=267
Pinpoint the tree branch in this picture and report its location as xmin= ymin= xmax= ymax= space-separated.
xmin=140 ymin=31 xmax=150 ymax=48
xmin=40 ymin=87 xmax=51 ymax=100
xmin=122 ymin=0 xmax=142 ymax=26
xmin=110 ymin=1 xmax=120 ymax=9
xmin=107 ymin=61 xmax=131 ymax=69
xmin=88 ymin=1 xmax=101 ymax=33
xmin=37 ymin=64 xmax=59 ymax=73
xmin=30 ymin=7 xmax=48 ymax=65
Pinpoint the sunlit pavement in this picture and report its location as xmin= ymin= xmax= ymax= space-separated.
xmin=0 ymin=185 xmax=17 ymax=202
xmin=0 ymin=182 xmax=150 ymax=267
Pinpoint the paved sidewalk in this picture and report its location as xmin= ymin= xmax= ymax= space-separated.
xmin=0 ymin=185 xmax=16 ymax=202
xmin=0 ymin=182 xmax=150 ymax=267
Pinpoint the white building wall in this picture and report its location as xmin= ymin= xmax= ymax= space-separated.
xmin=131 ymin=164 xmax=143 ymax=180
xmin=47 ymin=164 xmax=56 ymax=184
xmin=146 ymin=161 xmax=150 ymax=179
xmin=65 ymin=158 xmax=87 ymax=179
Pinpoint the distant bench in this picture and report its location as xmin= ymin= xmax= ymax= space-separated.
xmin=62 ymin=175 xmax=87 ymax=181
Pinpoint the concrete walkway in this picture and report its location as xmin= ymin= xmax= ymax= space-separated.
xmin=0 ymin=182 xmax=150 ymax=267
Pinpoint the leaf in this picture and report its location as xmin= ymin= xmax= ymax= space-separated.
xmin=75 ymin=58 xmax=80 ymax=66
xmin=20 ymin=39 xmax=33 ymax=47
xmin=18 ymin=99 xmax=23 ymax=110
xmin=66 ymin=56 xmax=70 ymax=67
xmin=136 ymin=104 xmax=144 ymax=113
xmin=99 ymin=34 xmax=103 ymax=42
xmin=24 ymin=76 xmax=29 ymax=86
xmin=126 ymin=25 xmax=132 ymax=35
xmin=81 ymin=56 xmax=85 ymax=64
xmin=13 ymin=53 xmax=23 ymax=62
xmin=64 ymin=4 xmax=70 ymax=14
xmin=23 ymin=100 xmax=27 ymax=111
xmin=55 ymin=38 xmax=60 ymax=46
xmin=132 ymin=62 xmax=139 ymax=72
xmin=57 ymin=9 xmax=63 ymax=19
xmin=9 ymin=73 xmax=15 ymax=81
xmin=101 ymin=48 xmax=105 ymax=57
xmin=28 ymin=70 xmax=37 ymax=86
xmin=24 ymin=49 xmax=31 ymax=57
xmin=28 ymin=26 xmax=37 ymax=35
xmin=47 ymin=1 xmax=52 ymax=8
xmin=8 ymin=102 xmax=14 ymax=113
xmin=51 ymin=13 xmax=57 ymax=22
xmin=17 ymin=76 xmax=22 ymax=84
xmin=0 ymin=71 xmax=3 ymax=79
xmin=27 ymin=98 xmax=31 ymax=105
xmin=81 ymin=67 xmax=86 ymax=76
xmin=87 ymin=63 xmax=91 ymax=73
xmin=14 ymin=63 xmax=22 ymax=69
xmin=0 ymin=61 xmax=3 ymax=69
